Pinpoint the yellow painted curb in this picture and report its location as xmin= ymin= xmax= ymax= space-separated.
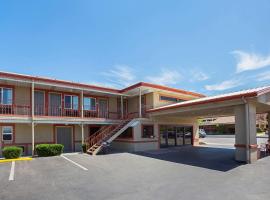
xmin=0 ymin=157 xmax=32 ymax=163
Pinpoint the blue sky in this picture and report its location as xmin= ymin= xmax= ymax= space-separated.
xmin=0 ymin=0 xmax=270 ymax=95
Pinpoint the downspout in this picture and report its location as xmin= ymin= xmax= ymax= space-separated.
xmin=241 ymin=96 xmax=250 ymax=163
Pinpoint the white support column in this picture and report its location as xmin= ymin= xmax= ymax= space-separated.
xmin=121 ymin=96 xmax=124 ymax=119
xmin=81 ymin=123 xmax=84 ymax=145
xmin=31 ymin=82 xmax=35 ymax=156
xmin=31 ymin=82 xmax=35 ymax=118
xmin=31 ymin=122 xmax=35 ymax=156
xmin=139 ymin=88 xmax=142 ymax=118
xmin=234 ymin=102 xmax=257 ymax=163
xmin=267 ymin=112 xmax=270 ymax=139
xmin=193 ymin=119 xmax=200 ymax=146
xmin=81 ymin=90 xmax=84 ymax=118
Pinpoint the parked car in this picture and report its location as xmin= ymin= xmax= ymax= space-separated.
xmin=199 ymin=129 xmax=207 ymax=138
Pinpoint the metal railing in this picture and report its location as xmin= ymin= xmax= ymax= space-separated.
xmin=0 ymin=104 xmax=31 ymax=116
xmin=0 ymin=103 xmax=153 ymax=119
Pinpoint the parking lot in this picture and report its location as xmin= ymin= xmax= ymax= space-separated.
xmin=0 ymin=146 xmax=269 ymax=200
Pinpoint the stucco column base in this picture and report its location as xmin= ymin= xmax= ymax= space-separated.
xmin=235 ymin=146 xmax=258 ymax=163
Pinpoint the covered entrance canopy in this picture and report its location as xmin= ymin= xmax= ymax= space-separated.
xmin=148 ymin=86 xmax=270 ymax=163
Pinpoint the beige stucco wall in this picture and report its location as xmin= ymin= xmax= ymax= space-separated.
xmin=128 ymin=96 xmax=139 ymax=114
xmin=14 ymin=86 xmax=30 ymax=105
xmin=152 ymin=91 xmax=200 ymax=108
xmin=145 ymin=93 xmax=154 ymax=109
xmin=108 ymin=97 xmax=118 ymax=112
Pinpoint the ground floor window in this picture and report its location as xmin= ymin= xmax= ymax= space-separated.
xmin=2 ymin=126 xmax=13 ymax=141
xmin=159 ymin=125 xmax=193 ymax=148
xmin=142 ymin=125 xmax=154 ymax=138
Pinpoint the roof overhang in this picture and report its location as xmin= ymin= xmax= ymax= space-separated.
xmin=148 ymin=86 xmax=270 ymax=118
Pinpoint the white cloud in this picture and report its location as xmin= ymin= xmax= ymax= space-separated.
xmin=205 ymin=79 xmax=242 ymax=91
xmin=102 ymin=65 xmax=136 ymax=87
xmin=146 ymin=69 xmax=182 ymax=85
xmin=87 ymin=81 xmax=118 ymax=89
xmin=256 ymin=71 xmax=270 ymax=81
xmin=232 ymin=50 xmax=270 ymax=73
xmin=191 ymin=70 xmax=209 ymax=81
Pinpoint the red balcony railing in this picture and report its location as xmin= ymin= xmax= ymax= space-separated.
xmin=0 ymin=104 xmax=31 ymax=116
xmin=0 ymin=104 xmax=152 ymax=119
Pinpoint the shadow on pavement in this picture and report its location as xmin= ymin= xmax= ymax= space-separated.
xmin=133 ymin=146 xmax=243 ymax=172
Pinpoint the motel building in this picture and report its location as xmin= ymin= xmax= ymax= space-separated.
xmin=1 ymin=71 xmax=270 ymax=163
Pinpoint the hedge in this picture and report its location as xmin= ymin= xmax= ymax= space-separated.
xmin=35 ymin=144 xmax=64 ymax=157
xmin=2 ymin=146 xmax=23 ymax=159
xmin=81 ymin=143 xmax=87 ymax=153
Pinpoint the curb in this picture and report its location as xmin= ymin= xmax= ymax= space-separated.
xmin=0 ymin=157 xmax=33 ymax=163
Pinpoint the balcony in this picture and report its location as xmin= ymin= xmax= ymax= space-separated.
xmin=0 ymin=104 xmax=120 ymax=120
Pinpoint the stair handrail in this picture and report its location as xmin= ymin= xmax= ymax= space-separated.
xmin=86 ymin=117 xmax=135 ymax=154
xmin=85 ymin=126 xmax=107 ymax=143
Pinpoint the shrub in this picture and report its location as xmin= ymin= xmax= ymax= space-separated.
xmin=35 ymin=144 xmax=64 ymax=157
xmin=257 ymin=127 xmax=263 ymax=133
xmin=2 ymin=146 xmax=23 ymax=159
xmin=81 ymin=143 xmax=87 ymax=153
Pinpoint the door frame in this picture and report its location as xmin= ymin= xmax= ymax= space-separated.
xmin=48 ymin=92 xmax=63 ymax=116
xmin=54 ymin=125 xmax=74 ymax=152
xmin=98 ymin=98 xmax=109 ymax=118
xmin=158 ymin=124 xmax=194 ymax=148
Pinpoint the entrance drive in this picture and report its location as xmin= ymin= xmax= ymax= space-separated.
xmin=160 ymin=125 xmax=193 ymax=148
xmin=56 ymin=127 xmax=73 ymax=152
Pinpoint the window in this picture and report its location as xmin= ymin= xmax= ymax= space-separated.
xmin=142 ymin=125 xmax=154 ymax=138
xmin=0 ymin=88 xmax=13 ymax=105
xmin=84 ymin=97 xmax=96 ymax=111
xmin=64 ymin=95 xmax=79 ymax=110
xmin=160 ymin=95 xmax=184 ymax=103
xmin=2 ymin=126 xmax=13 ymax=141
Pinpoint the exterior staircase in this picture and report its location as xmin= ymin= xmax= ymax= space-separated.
xmin=85 ymin=118 xmax=135 ymax=155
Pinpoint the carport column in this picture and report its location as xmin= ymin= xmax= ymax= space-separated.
xmin=193 ymin=119 xmax=200 ymax=146
xmin=234 ymin=102 xmax=257 ymax=163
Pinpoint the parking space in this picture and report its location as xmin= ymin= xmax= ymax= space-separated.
xmin=0 ymin=150 xmax=269 ymax=200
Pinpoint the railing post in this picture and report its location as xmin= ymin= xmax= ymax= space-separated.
xmin=121 ymin=96 xmax=124 ymax=119
xmin=139 ymin=87 xmax=142 ymax=118
xmin=81 ymin=90 xmax=84 ymax=118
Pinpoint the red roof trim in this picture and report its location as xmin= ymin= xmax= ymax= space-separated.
xmin=120 ymin=82 xmax=205 ymax=97
xmin=0 ymin=71 xmax=205 ymax=96
xmin=147 ymin=92 xmax=258 ymax=113
xmin=0 ymin=72 xmax=120 ymax=93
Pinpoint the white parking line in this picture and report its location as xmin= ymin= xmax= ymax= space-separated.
xmin=9 ymin=161 xmax=15 ymax=181
xmin=61 ymin=155 xmax=88 ymax=171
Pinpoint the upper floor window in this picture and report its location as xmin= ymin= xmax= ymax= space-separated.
xmin=0 ymin=88 xmax=13 ymax=105
xmin=64 ymin=95 xmax=79 ymax=110
xmin=84 ymin=97 xmax=96 ymax=111
xmin=2 ymin=126 xmax=13 ymax=141
xmin=160 ymin=95 xmax=184 ymax=103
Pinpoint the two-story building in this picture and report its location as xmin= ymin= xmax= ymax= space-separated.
xmin=2 ymin=71 xmax=270 ymax=164
xmin=0 ymin=71 xmax=203 ymax=157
